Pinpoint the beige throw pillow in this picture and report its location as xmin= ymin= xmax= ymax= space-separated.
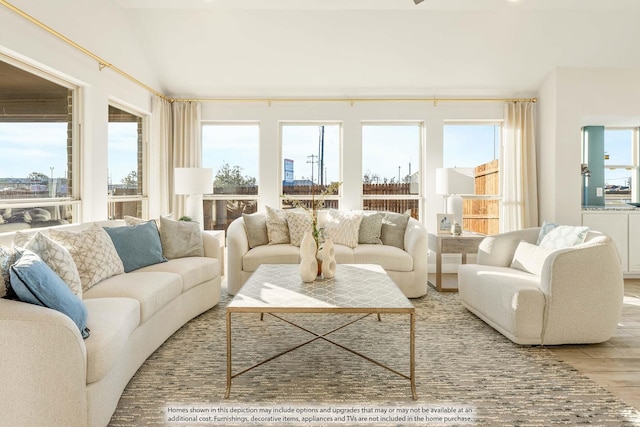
xmin=49 ymin=224 xmax=124 ymax=292
xmin=242 ymin=213 xmax=269 ymax=248
xmin=286 ymin=210 xmax=313 ymax=247
xmin=159 ymin=216 xmax=204 ymax=258
xmin=510 ymin=241 xmax=555 ymax=276
xmin=265 ymin=206 xmax=290 ymax=245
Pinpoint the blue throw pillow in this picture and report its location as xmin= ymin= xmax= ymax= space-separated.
xmin=104 ymin=221 xmax=167 ymax=273
xmin=10 ymin=250 xmax=89 ymax=338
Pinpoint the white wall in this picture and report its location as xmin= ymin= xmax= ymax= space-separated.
xmin=200 ymin=100 xmax=504 ymax=233
xmin=537 ymin=68 xmax=640 ymax=225
xmin=1 ymin=0 xmax=158 ymax=221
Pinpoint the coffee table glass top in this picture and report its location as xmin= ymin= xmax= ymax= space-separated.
xmin=228 ymin=264 xmax=414 ymax=311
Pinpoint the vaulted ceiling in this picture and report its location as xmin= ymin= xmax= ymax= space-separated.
xmin=20 ymin=0 xmax=640 ymax=99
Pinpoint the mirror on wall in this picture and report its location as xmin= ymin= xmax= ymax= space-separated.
xmin=582 ymin=126 xmax=640 ymax=207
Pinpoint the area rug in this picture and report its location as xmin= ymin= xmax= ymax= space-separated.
xmin=109 ymin=287 xmax=640 ymax=426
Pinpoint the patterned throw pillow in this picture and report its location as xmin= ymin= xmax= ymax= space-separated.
xmin=537 ymin=221 xmax=589 ymax=250
xmin=0 ymin=246 xmax=17 ymax=298
xmin=13 ymin=231 xmax=83 ymax=297
xmin=358 ymin=211 xmax=383 ymax=244
xmin=286 ymin=210 xmax=313 ymax=247
xmin=49 ymin=224 xmax=125 ymax=292
xmin=323 ymin=209 xmax=364 ymax=248
xmin=265 ymin=206 xmax=290 ymax=245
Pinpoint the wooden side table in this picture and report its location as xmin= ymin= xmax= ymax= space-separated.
xmin=428 ymin=231 xmax=485 ymax=292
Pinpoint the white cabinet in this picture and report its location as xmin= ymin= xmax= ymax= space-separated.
xmin=628 ymin=214 xmax=640 ymax=272
xmin=582 ymin=211 xmax=640 ymax=274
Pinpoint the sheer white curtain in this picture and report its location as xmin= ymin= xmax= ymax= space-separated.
xmin=170 ymin=101 xmax=202 ymax=217
xmin=502 ymin=101 xmax=538 ymax=232
xmin=151 ymin=95 xmax=172 ymax=216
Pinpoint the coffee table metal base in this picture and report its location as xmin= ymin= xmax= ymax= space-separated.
xmin=225 ymin=310 xmax=416 ymax=400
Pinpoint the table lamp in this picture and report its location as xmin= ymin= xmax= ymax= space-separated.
xmin=435 ymin=168 xmax=474 ymax=226
xmin=174 ymin=167 xmax=213 ymax=230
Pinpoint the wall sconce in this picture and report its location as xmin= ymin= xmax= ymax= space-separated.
xmin=174 ymin=167 xmax=213 ymax=230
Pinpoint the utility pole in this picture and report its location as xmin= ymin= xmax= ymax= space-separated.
xmin=307 ymin=154 xmax=318 ymax=184
xmin=398 ymin=166 xmax=401 ymax=183
xmin=318 ymin=126 xmax=325 ymax=186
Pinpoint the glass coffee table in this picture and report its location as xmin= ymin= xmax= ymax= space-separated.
xmin=225 ymin=264 xmax=416 ymax=399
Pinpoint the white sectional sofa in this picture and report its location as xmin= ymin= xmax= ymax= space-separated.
xmin=0 ymin=219 xmax=222 ymax=427
xmin=227 ymin=209 xmax=429 ymax=298
xmin=458 ymin=227 xmax=624 ymax=345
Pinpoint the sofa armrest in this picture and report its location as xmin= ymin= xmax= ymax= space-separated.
xmin=227 ymin=217 xmax=250 ymax=295
xmin=202 ymin=230 xmax=223 ymax=260
xmin=476 ymin=228 xmax=540 ymax=267
xmin=404 ymin=218 xmax=429 ymax=276
xmin=0 ymin=298 xmax=88 ymax=426
xmin=539 ymin=240 xmax=623 ymax=343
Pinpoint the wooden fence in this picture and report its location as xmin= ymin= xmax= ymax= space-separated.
xmin=463 ymin=159 xmax=500 ymax=235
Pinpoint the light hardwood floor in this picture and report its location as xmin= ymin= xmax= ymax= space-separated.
xmin=547 ymin=279 xmax=640 ymax=411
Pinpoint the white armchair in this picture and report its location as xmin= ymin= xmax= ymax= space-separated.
xmin=458 ymin=228 xmax=624 ymax=345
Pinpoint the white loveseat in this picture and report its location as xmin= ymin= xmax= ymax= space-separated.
xmin=0 ymin=220 xmax=222 ymax=427
xmin=227 ymin=210 xmax=429 ymax=298
xmin=458 ymin=227 xmax=624 ymax=345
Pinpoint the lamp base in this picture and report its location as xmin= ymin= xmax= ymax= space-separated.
xmin=185 ymin=194 xmax=204 ymax=230
xmin=447 ymin=194 xmax=464 ymax=226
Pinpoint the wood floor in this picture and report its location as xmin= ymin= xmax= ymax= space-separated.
xmin=547 ymin=279 xmax=640 ymax=412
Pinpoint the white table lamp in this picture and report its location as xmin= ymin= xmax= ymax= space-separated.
xmin=435 ymin=168 xmax=474 ymax=226
xmin=174 ymin=167 xmax=213 ymax=230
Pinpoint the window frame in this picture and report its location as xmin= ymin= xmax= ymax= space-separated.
xmin=201 ymin=121 xmax=260 ymax=230
xmin=278 ymin=121 xmax=343 ymax=208
xmin=106 ymin=100 xmax=149 ymax=220
xmin=361 ymin=121 xmax=423 ymax=218
xmin=603 ymin=126 xmax=639 ymax=206
xmin=0 ymin=54 xmax=81 ymax=228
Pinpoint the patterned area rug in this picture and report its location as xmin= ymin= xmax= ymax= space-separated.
xmin=109 ymin=287 xmax=640 ymax=426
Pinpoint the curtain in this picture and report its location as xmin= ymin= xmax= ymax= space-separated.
xmin=170 ymin=101 xmax=202 ymax=217
xmin=502 ymin=101 xmax=538 ymax=232
xmin=151 ymin=95 xmax=172 ymax=216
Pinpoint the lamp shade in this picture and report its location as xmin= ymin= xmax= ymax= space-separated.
xmin=174 ymin=168 xmax=213 ymax=195
xmin=435 ymin=168 xmax=474 ymax=195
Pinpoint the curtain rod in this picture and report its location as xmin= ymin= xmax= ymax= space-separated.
xmin=1 ymin=0 xmax=537 ymax=106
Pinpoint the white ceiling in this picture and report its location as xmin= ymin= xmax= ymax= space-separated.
xmin=111 ymin=0 xmax=640 ymax=98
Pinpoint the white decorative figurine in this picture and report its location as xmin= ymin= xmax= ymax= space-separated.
xmin=299 ymin=230 xmax=318 ymax=282
xmin=321 ymin=237 xmax=336 ymax=279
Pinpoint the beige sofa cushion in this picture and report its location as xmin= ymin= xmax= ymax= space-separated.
xmin=333 ymin=244 xmax=355 ymax=264
xmin=137 ymin=257 xmax=220 ymax=293
xmin=83 ymin=272 xmax=181 ymax=323
xmin=354 ymin=244 xmax=413 ymax=272
xmin=243 ymin=244 xmax=300 ymax=272
xmin=84 ymin=297 xmax=140 ymax=384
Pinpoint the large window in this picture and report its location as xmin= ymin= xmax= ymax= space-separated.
xmin=280 ymin=123 xmax=341 ymax=209
xmin=443 ymin=122 xmax=501 ymax=234
xmin=202 ymin=123 xmax=259 ymax=231
xmin=0 ymin=58 xmax=78 ymax=232
xmin=107 ymin=104 xmax=146 ymax=219
xmin=362 ymin=123 xmax=421 ymax=218
xmin=604 ymin=128 xmax=637 ymax=206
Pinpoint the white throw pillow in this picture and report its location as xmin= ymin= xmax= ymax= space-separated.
xmin=323 ymin=209 xmax=364 ymax=249
xmin=510 ymin=241 xmax=556 ymax=276
xmin=49 ymin=224 xmax=125 ymax=292
xmin=13 ymin=231 xmax=82 ymax=297
xmin=537 ymin=222 xmax=589 ymax=250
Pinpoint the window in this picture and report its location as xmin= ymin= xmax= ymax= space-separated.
xmin=280 ymin=123 xmax=341 ymax=209
xmin=362 ymin=123 xmax=421 ymax=218
xmin=0 ymin=58 xmax=78 ymax=232
xmin=604 ymin=128 xmax=637 ymax=206
xmin=202 ymin=123 xmax=259 ymax=231
xmin=107 ymin=104 xmax=146 ymax=219
xmin=443 ymin=122 xmax=502 ymax=234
